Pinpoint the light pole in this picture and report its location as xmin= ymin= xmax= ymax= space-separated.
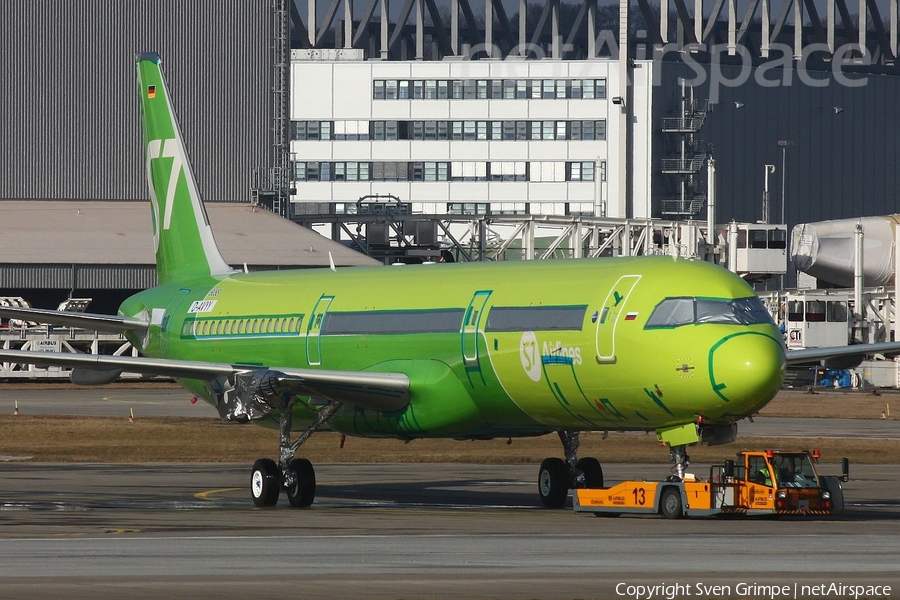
xmin=778 ymin=140 xmax=793 ymax=291
xmin=777 ymin=140 xmax=792 ymax=225
xmin=763 ymin=164 xmax=776 ymax=223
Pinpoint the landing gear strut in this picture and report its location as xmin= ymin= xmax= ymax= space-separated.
xmin=537 ymin=431 xmax=604 ymax=508
xmin=250 ymin=396 xmax=342 ymax=508
xmin=668 ymin=444 xmax=691 ymax=480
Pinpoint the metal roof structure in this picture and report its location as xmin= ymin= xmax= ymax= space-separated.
xmin=0 ymin=201 xmax=378 ymax=290
xmin=1 ymin=0 xmax=273 ymax=202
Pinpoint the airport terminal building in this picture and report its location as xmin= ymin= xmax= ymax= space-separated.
xmin=289 ymin=54 xmax=652 ymax=219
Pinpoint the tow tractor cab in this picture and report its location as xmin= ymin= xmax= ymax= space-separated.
xmin=728 ymin=450 xmax=848 ymax=515
xmin=573 ymin=450 xmax=849 ymax=519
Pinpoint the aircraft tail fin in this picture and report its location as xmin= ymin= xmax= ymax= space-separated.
xmin=135 ymin=52 xmax=236 ymax=285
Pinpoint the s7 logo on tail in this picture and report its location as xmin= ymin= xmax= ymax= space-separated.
xmin=146 ymin=138 xmax=181 ymax=249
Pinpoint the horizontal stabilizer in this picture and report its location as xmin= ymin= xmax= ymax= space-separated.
xmin=0 ymin=349 xmax=410 ymax=412
xmin=0 ymin=306 xmax=148 ymax=335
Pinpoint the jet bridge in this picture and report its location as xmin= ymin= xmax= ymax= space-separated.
xmin=295 ymin=205 xmax=788 ymax=281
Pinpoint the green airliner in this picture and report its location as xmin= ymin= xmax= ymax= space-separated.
xmin=0 ymin=53 xmax=892 ymax=509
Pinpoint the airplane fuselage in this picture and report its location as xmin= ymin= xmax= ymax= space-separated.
xmin=120 ymin=256 xmax=786 ymax=439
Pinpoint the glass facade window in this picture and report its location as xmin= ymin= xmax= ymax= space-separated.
xmin=516 ymin=79 xmax=527 ymax=98
xmin=464 ymin=121 xmax=476 ymax=140
xmin=542 ymin=79 xmax=554 ymax=99
xmin=295 ymin=119 xmax=607 ymax=142
xmin=555 ymin=79 xmax=566 ymax=98
xmin=372 ymin=78 xmax=608 ymax=100
xmin=583 ymin=79 xmax=595 ymax=98
xmin=516 ymin=121 xmax=527 ymax=140
xmin=555 ymin=121 xmax=566 ymax=140
xmin=570 ymin=79 xmax=582 ymax=98
xmin=542 ymin=121 xmax=554 ymax=140
xmin=385 ymin=120 xmax=398 ymax=140
xmin=570 ymin=120 xmax=582 ymax=140
xmin=566 ymin=161 xmax=595 ymax=181
xmin=502 ymin=120 xmax=515 ymax=140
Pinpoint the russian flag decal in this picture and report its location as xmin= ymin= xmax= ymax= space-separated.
xmin=624 ymin=312 xmax=638 ymax=321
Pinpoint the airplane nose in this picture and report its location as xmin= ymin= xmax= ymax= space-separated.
xmin=708 ymin=332 xmax=785 ymax=408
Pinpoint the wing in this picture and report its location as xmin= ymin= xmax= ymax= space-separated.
xmin=786 ymin=341 xmax=900 ymax=365
xmin=0 ymin=349 xmax=410 ymax=412
xmin=0 ymin=306 xmax=148 ymax=335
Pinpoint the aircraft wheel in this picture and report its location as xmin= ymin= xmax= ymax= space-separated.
xmin=285 ymin=458 xmax=316 ymax=508
xmin=660 ymin=487 xmax=683 ymax=519
xmin=538 ymin=458 xmax=569 ymax=508
xmin=575 ymin=457 xmax=604 ymax=488
xmin=251 ymin=458 xmax=280 ymax=507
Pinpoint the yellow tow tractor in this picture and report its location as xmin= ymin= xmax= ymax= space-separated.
xmin=574 ymin=450 xmax=849 ymax=519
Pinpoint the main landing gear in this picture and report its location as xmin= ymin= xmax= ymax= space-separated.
xmin=250 ymin=397 xmax=342 ymax=508
xmin=538 ymin=431 xmax=604 ymax=508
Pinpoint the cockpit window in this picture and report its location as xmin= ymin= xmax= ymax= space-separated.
xmin=645 ymin=296 xmax=774 ymax=329
xmin=644 ymin=298 xmax=694 ymax=328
